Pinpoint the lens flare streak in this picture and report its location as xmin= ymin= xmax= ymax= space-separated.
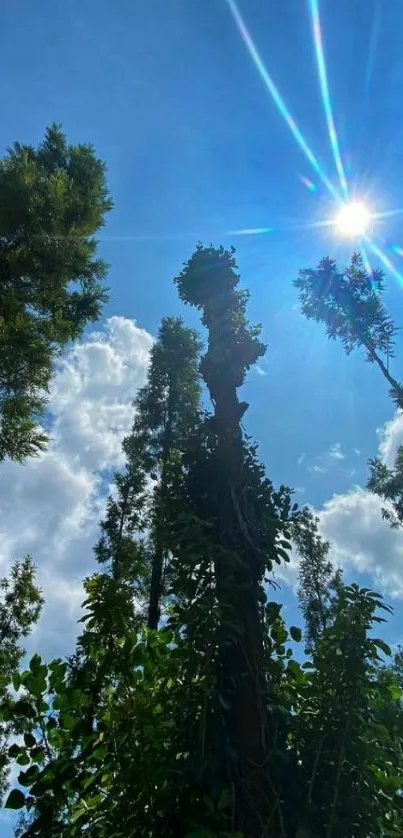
xmin=373 ymin=208 xmax=403 ymax=220
xmin=360 ymin=244 xmax=372 ymax=276
xmin=227 ymin=226 xmax=273 ymax=236
xmin=308 ymin=0 xmax=348 ymax=198
xmin=365 ymin=238 xmax=403 ymax=286
xmin=300 ymin=175 xmax=317 ymax=192
xmin=226 ymin=0 xmax=403 ymax=292
xmin=225 ymin=0 xmax=340 ymax=202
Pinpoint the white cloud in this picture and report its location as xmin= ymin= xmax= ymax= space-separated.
xmin=277 ymin=416 xmax=403 ymax=602
xmin=306 ymin=442 xmax=345 ymax=475
xmin=0 ymin=317 xmax=153 ymax=659
xmin=310 ymin=463 xmax=326 ymax=474
xmin=377 ymin=410 xmax=403 ymax=467
xmin=319 ymin=487 xmax=403 ymax=598
xmin=328 ymin=443 xmax=345 ymax=461
xmin=315 ymin=411 xmax=403 ymax=599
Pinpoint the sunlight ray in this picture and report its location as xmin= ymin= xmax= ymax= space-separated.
xmin=361 ymin=244 xmax=373 ymax=275
xmin=225 ymin=0 xmax=341 ymax=202
xmin=365 ymin=237 xmax=403 ymax=286
xmin=308 ymin=0 xmax=349 ymax=198
xmin=373 ymin=208 xmax=403 ymax=220
xmin=226 ymin=226 xmax=274 ymax=236
xmin=288 ymin=218 xmax=335 ymax=231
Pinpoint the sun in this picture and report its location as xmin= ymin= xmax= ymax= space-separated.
xmin=335 ymin=201 xmax=371 ymax=238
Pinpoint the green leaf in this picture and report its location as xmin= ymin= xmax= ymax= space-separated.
xmin=18 ymin=765 xmax=40 ymax=787
xmin=14 ymin=699 xmax=36 ymax=718
xmin=5 ymin=788 xmax=26 ymax=809
xmin=12 ymin=672 xmax=21 ymax=692
xmin=24 ymin=732 xmax=36 ymax=748
xmin=372 ymin=638 xmax=392 ymax=657
xmin=290 ymin=626 xmax=302 ymax=643
xmin=60 ymin=714 xmax=75 ymax=730
xmin=388 ymin=683 xmax=402 ymax=701
xmin=27 ymin=673 xmax=47 ymax=697
xmin=287 ymin=659 xmax=303 ymax=679
xmin=29 ymin=654 xmax=42 ymax=673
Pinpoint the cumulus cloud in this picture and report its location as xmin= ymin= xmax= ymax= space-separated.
xmin=320 ymin=488 xmax=403 ymax=598
xmin=277 ymin=416 xmax=403 ymax=601
xmin=377 ymin=410 xmax=403 ymax=467
xmin=316 ymin=411 xmax=403 ymax=599
xmin=0 ymin=316 xmax=153 ymax=659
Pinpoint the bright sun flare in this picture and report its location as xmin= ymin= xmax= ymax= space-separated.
xmin=335 ymin=201 xmax=371 ymax=238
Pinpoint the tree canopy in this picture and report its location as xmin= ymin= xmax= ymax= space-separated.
xmin=0 ymin=124 xmax=112 ymax=461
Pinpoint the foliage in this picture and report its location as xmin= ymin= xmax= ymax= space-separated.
xmin=295 ymin=250 xmax=403 ymax=535
xmin=89 ymin=315 xmax=202 ymax=636
xmin=0 ymin=124 xmax=112 ymax=461
xmin=3 ymin=243 xmax=403 ymax=838
xmin=174 ymin=245 xmax=296 ymax=836
xmin=0 ymin=558 xmax=43 ymax=799
xmin=368 ymin=445 xmax=403 ymax=528
xmin=293 ymin=507 xmax=342 ymax=649
xmin=294 ymin=253 xmax=403 ymax=407
xmin=296 ymin=584 xmax=403 ymax=837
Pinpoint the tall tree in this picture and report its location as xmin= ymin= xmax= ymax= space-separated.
xmin=90 ymin=315 xmax=201 ymax=633
xmin=60 ymin=316 xmax=202 ymax=764
xmin=174 ymin=244 xmax=293 ymax=837
xmin=0 ymin=124 xmax=112 ymax=461
xmin=133 ymin=316 xmax=201 ymax=629
xmin=296 ymin=584 xmax=403 ymax=838
xmin=293 ymin=508 xmax=342 ymax=648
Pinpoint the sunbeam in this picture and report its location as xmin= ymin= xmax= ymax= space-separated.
xmin=308 ymin=0 xmax=349 ymax=198
xmin=365 ymin=238 xmax=403 ymax=286
xmin=373 ymin=208 xmax=403 ymax=220
xmin=361 ymin=244 xmax=373 ymax=275
xmin=225 ymin=0 xmax=341 ymax=203
xmin=226 ymin=226 xmax=274 ymax=236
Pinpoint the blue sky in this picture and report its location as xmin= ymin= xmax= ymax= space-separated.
xmin=2 ymin=0 xmax=403 ymax=828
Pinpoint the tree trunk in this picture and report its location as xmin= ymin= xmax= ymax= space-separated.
xmin=213 ymin=397 xmax=278 ymax=836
